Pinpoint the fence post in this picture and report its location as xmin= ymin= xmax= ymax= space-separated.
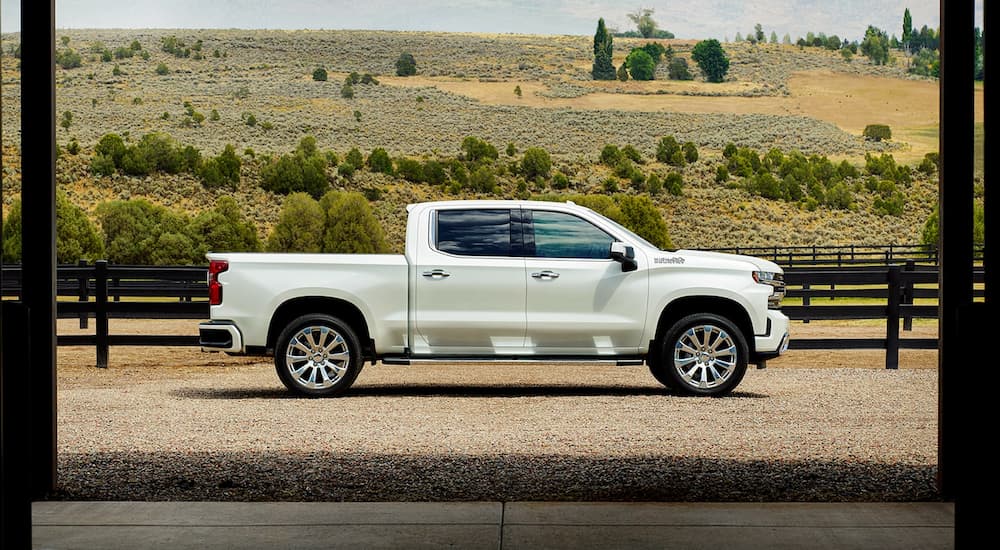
xmin=77 ymin=259 xmax=89 ymax=329
xmin=95 ymin=260 xmax=109 ymax=369
xmin=902 ymin=260 xmax=915 ymax=331
xmin=802 ymin=283 xmax=810 ymax=324
xmin=886 ymin=265 xmax=901 ymax=370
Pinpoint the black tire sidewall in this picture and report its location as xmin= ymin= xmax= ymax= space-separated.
xmin=274 ymin=314 xmax=363 ymax=397
xmin=658 ymin=313 xmax=748 ymax=396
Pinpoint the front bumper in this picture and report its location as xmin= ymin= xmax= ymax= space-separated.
xmin=754 ymin=310 xmax=790 ymax=359
xmin=199 ymin=321 xmax=243 ymax=353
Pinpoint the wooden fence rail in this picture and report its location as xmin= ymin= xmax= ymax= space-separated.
xmin=2 ymin=260 xmax=983 ymax=369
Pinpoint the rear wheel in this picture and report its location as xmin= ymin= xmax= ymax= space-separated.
xmin=274 ymin=314 xmax=363 ymax=397
xmin=649 ymin=313 xmax=748 ymax=396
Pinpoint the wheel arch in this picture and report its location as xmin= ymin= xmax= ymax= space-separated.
xmin=653 ymin=296 xmax=755 ymax=356
xmin=267 ymin=297 xmax=373 ymax=360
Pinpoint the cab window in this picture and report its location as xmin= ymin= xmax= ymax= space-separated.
xmin=436 ymin=209 xmax=512 ymax=256
xmin=531 ymin=210 xmax=613 ymax=259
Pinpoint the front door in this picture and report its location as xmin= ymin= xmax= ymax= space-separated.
xmin=523 ymin=209 xmax=648 ymax=354
xmin=413 ymin=208 xmax=526 ymax=354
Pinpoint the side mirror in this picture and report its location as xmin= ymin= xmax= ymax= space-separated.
xmin=610 ymin=242 xmax=638 ymax=272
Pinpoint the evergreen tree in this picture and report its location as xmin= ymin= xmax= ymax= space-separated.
xmin=691 ymin=39 xmax=730 ymax=82
xmin=188 ymin=196 xmax=260 ymax=257
xmin=2 ymin=192 xmax=104 ymax=263
xmin=591 ymin=18 xmax=616 ymax=80
xmin=902 ymin=8 xmax=913 ymax=52
xmin=625 ymin=48 xmax=656 ymax=80
xmin=615 ymin=195 xmax=672 ymax=249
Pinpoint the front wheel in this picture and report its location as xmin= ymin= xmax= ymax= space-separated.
xmin=649 ymin=313 xmax=748 ymax=396
xmin=274 ymin=314 xmax=363 ymax=397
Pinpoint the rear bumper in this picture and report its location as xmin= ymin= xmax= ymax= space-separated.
xmin=199 ymin=321 xmax=243 ymax=353
xmin=754 ymin=310 xmax=790 ymax=359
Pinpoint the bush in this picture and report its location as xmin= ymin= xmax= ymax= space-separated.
xmin=625 ymin=48 xmax=655 ymax=80
xmin=715 ymin=165 xmax=729 ymax=184
xmin=521 ymin=147 xmax=552 ymax=180
xmin=341 ymin=82 xmax=354 ymax=99
xmin=56 ymin=49 xmax=82 ymax=69
xmin=863 ymin=124 xmax=892 ymax=141
xmin=66 ymin=138 xmax=80 ymax=155
xmin=617 ymin=62 xmax=629 ymax=81
xmin=395 ymin=52 xmax=417 ymax=76
xmin=664 ymin=172 xmax=683 ymax=196
xmin=261 ymin=146 xmax=328 ymax=199
xmin=616 ymin=195 xmax=673 ymax=249
xmin=461 ymin=136 xmax=499 ymax=163
xmin=646 ymin=173 xmax=663 ymax=194
xmin=667 ymin=57 xmax=693 ymax=80
xmin=423 ymin=160 xmax=447 ymax=185
xmin=266 ymin=193 xmax=325 ymax=253
xmin=199 ymin=144 xmax=241 ymax=190
xmin=188 ymin=196 xmax=261 ymax=256
xmin=395 ymin=157 xmax=424 ymax=182
xmin=2 ymin=193 xmax=104 ymax=264
xmin=367 ymin=148 xmax=393 ymax=174
xmin=506 ymin=142 xmax=517 ymax=157
xmin=691 ymin=39 xmax=730 ymax=82
xmin=551 ymin=172 xmax=570 ymax=190
xmin=155 ymin=63 xmax=169 ymax=75
xmin=918 ymin=152 xmax=939 ymax=174
xmin=622 ymin=144 xmax=644 ymax=164
xmin=96 ymin=199 xmax=198 ymax=264
xmin=682 ymin=142 xmax=699 ymax=163
xmin=113 ymin=46 xmax=133 ymax=59
xmin=319 ymin=192 xmax=390 ymax=253
xmin=655 ymin=136 xmax=681 ymax=164
xmin=600 ymin=144 xmax=625 ymax=167
xmin=469 ymin=166 xmax=498 ymax=193
xmin=824 ymin=182 xmax=855 ymax=210
xmin=312 ymin=67 xmax=328 ymax=81
xmin=345 ymin=147 xmax=364 ymax=169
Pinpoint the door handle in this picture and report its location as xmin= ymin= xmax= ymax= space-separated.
xmin=531 ymin=270 xmax=560 ymax=280
xmin=422 ymin=269 xmax=451 ymax=279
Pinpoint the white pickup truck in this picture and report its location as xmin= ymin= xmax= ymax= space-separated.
xmin=199 ymin=200 xmax=789 ymax=397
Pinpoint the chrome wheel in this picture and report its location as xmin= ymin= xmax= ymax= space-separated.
xmin=673 ymin=324 xmax=737 ymax=390
xmin=284 ymin=325 xmax=351 ymax=390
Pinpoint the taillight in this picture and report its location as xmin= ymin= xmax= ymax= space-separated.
xmin=208 ymin=260 xmax=229 ymax=306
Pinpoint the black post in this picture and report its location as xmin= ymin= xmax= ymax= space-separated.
xmin=95 ymin=261 xmax=109 ymax=369
xmin=886 ymin=265 xmax=901 ymax=370
xmin=2 ymin=303 xmax=33 ymax=548
xmin=78 ymin=259 xmax=89 ymax=329
xmin=938 ymin=0 xmax=975 ymax=504
xmin=801 ymin=283 xmax=810 ymax=324
xmin=902 ymin=260 xmax=915 ymax=331
xmin=21 ymin=0 xmax=58 ymax=497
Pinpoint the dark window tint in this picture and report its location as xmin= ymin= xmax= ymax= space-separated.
xmin=532 ymin=210 xmax=614 ymax=259
xmin=437 ymin=209 xmax=511 ymax=256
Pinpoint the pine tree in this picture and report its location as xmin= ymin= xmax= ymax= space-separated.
xmin=902 ymin=8 xmax=913 ymax=52
xmin=591 ymin=18 xmax=616 ymax=80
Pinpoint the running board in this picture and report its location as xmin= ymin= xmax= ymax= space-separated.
xmin=381 ymin=356 xmax=645 ymax=366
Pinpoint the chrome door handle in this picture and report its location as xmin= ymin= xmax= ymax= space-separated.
xmin=422 ymin=269 xmax=451 ymax=279
xmin=531 ymin=270 xmax=560 ymax=280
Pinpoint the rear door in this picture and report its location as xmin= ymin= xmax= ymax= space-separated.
xmin=523 ymin=209 xmax=648 ymax=354
xmin=412 ymin=208 xmax=526 ymax=354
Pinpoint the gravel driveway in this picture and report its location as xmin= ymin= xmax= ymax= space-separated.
xmin=53 ymin=356 xmax=938 ymax=502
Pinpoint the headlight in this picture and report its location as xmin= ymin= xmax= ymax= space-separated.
xmin=753 ymin=271 xmax=785 ymax=309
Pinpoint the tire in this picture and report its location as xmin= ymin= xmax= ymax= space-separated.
xmin=274 ymin=314 xmax=363 ymax=397
xmin=649 ymin=313 xmax=748 ymax=397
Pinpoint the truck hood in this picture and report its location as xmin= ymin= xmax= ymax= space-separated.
xmin=674 ymin=249 xmax=783 ymax=274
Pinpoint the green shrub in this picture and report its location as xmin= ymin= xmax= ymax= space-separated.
xmin=469 ymin=166 xmax=498 ymax=193
xmin=667 ymin=57 xmax=693 ymax=80
xmin=56 ymin=49 xmax=82 ymax=69
xmin=345 ymin=147 xmax=364 ymax=169
xmin=723 ymin=142 xmax=738 ymax=158
xmin=521 ymin=147 xmax=552 ymax=180
xmin=824 ymin=182 xmax=855 ymax=210
xmin=616 ymin=195 xmax=673 ymax=249
xmin=395 ymin=52 xmax=417 ymax=76
xmin=646 ymin=173 xmax=663 ymax=194
xmin=320 ymin=192 xmax=390 ymax=253
xmin=155 ymin=63 xmax=169 ymax=75
xmin=461 ymin=136 xmax=499 ymax=163
xmin=395 ymin=157 xmax=424 ymax=182
xmin=266 ymin=193 xmax=325 ymax=253
xmin=715 ymin=165 xmax=729 ymax=183
xmin=551 ymin=172 xmax=570 ymax=190
xmin=2 ymin=193 xmax=104 ymax=263
xmin=622 ymin=144 xmax=644 ymax=164
xmin=113 ymin=46 xmax=133 ymax=59
xmin=664 ymin=172 xmax=683 ymax=196
xmin=341 ymin=82 xmax=354 ymax=98
xmin=188 ymin=196 xmax=261 ymax=256
xmin=96 ymin=199 xmax=198 ymax=264
xmin=312 ymin=67 xmax=328 ymax=81
xmin=367 ymin=148 xmax=393 ymax=174
xmin=655 ymin=136 xmax=681 ymax=164
xmin=360 ymin=73 xmax=379 ymax=85
xmin=66 ymin=138 xmax=80 ymax=155
xmin=90 ymin=153 xmax=116 ymax=176
xmin=682 ymin=142 xmax=698 ymax=163
xmin=261 ymin=146 xmax=328 ymax=198
xmin=625 ymin=48 xmax=655 ymax=80
xmin=199 ymin=144 xmax=241 ymax=190
xmin=423 ymin=160 xmax=447 ymax=185
xmin=863 ymin=124 xmax=892 ymax=141
xmin=601 ymin=144 xmax=625 ymax=167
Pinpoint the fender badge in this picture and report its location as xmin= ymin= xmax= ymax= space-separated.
xmin=654 ymin=257 xmax=685 ymax=264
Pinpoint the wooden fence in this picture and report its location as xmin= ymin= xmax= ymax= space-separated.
xmin=700 ymin=243 xmax=985 ymax=268
xmin=2 ymin=259 xmax=984 ymax=369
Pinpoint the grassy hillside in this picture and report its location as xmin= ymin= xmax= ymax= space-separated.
xmin=0 ymin=30 xmax=964 ymax=253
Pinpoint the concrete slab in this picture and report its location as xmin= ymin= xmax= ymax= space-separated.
xmin=31 ymin=501 xmax=954 ymax=550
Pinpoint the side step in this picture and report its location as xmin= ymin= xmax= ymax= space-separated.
xmin=381 ymin=356 xmax=645 ymax=367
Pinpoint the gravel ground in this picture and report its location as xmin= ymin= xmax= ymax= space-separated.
xmin=51 ymin=320 xmax=939 ymax=502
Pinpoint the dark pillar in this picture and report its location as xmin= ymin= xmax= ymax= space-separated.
xmin=20 ymin=0 xmax=58 ymax=496
xmin=986 ymin=0 xmax=995 ymax=305
xmin=2 ymin=303 xmax=33 ymax=548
